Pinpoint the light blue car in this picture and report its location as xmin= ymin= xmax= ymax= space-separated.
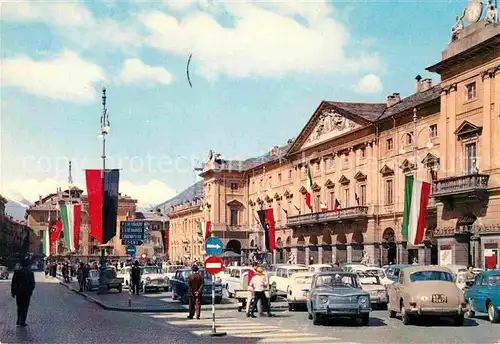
xmin=464 ymin=270 xmax=500 ymax=323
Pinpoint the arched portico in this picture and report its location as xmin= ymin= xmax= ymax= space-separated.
xmin=335 ymin=234 xmax=348 ymax=264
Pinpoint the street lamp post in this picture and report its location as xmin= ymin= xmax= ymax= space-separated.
xmin=97 ymin=87 xmax=111 ymax=294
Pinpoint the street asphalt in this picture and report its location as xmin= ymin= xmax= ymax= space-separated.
xmin=1 ymin=272 xmax=498 ymax=344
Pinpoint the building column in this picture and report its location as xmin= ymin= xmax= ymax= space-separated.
xmin=447 ymin=85 xmax=457 ymax=174
xmin=363 ymin=244 xmax=376 ymax=265
xmin=305 ymin=246 xmax=310 ymax=266
xmin=331 ymin=245 xmax=338 ymax=264
xmin=291 ymin=247 xmax=298 ymax=264
xmin=397 ymin=243 xmax=407 ymax=264
xmin=440 ymin=89 xmax=448 ymax=177
xmin=318 ymin=246 xmax=323 ymax=264
xmin=482 ymin=71 xmax=492 ymax=171
xmin=272 ymin=250 xmax=277 ymax=265
xmin=418 ymin=247 xmax=426 ymax=265
xmin=347 ymin=245 xmax=352 ymax=263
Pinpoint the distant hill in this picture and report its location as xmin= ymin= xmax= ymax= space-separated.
xmin=4 ymin=198 xmax=31 ymax=222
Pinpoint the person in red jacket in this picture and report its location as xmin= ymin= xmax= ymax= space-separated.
xmin=245 ymin=262 xmax=259 ymax=316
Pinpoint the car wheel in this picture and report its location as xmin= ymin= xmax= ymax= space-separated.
xmin=401 ymin=302 xmax=412 ymax=325
xmin=453 ymin=314 xmax=464 ymax=326
xmin=288 ymin=303 xmax=293 ymax=312
xmin=488 ymin=302 xmax=500 ymax=323
xmin=312 ymin=313 xmax=322 ymax=326
xmin=181 ymin=294 xmax=188 ymax=305
xmin=465 ymin=299 xmax=475 ymax=318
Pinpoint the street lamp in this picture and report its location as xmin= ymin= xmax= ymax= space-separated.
xmin=97 ymin=87 xmax=111 ymax=294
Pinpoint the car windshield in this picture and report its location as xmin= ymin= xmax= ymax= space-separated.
xmin=142 ymin=267 xmax=162 ymax=274
xmin=359 ymin=275 xmax=381 ymax=285
xmin=318 ymin=266 xmax=336 ymax=272
xmin=365 ymin=269 xmax=385 ymax=278
xmin=315 ymin=274 xmax=358 ymax=288
xmin=295 ymin=276 xmax=313 ymax=284
xmin=288 ymin=268 xmax=307 ymax=277
xmin=487 ymin=275 xmax=500 ymax=286
xmin=167 ymin=266 xmax=181 ymax=273
xmin=410 ymin=271 xmax=453 ymax=282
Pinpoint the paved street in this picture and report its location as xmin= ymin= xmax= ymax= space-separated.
xmin=1 ymin=273 xmax=498 ymax=344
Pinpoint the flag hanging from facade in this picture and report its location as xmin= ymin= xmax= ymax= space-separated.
xmin=49 ymin=219 xmax=63 ymax=250
xmin=198 ymin=221 xmax=211 ymax=239
xmin=402 ymin=175 xmax=431 ymax=245
xmin=333 ymin=199 xmax=340 ymax=211
xmin=160 ymin=229 xmax=169 ymax=254
xmin=42 ymin=229 xmax=50 ymax=257
xmin=305 ymin=165 xmax=312 ymax=210
xmin=320 ymin=201 xmax=327 ymax=212
xmin=85 ymin=169 xmax=120 ymax=244
xmin=257 ymin=209 xmax=276 ymax=252
xmin=60 ymin=203 xmax=81 ymax=251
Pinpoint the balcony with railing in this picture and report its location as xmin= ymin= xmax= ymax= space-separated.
xmin=432 ymin=174 xmax=489 ymax=199
xmin=286 ymin=206 xmax=369 ymax=227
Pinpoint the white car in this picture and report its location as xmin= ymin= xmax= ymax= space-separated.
xmin=355 ymin=266 xmax=393 ymax=286
xmin=140 ymin=266 xmax=169 ymax=292
xmin=307 ymin=264 xmax=338 ymax=273
xmin=269 ymin=264 xmax=308 ymax=296
xmin=287 ymin=272 xmax=315 ymax=311
xmin=358 ymin=273 xmax=388 ymax=308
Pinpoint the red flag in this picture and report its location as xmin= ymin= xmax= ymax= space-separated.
xmin=164 ymin=229 xmax=169 ymax=255
xmin=50 ymin=220 xmax=63 ymax=249
xmin=73 ymin=203 xmax=82 ymax=250
xmin=264 ymin=208 xmax=276 ymax=251
xmin=85 ymin=169 xmax=104 ymax=244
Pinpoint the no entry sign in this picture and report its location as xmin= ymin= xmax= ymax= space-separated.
xmin=204 ymin=255 xmax=224 ymax=275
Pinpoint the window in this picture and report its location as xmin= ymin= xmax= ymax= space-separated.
xmin=278 ymin=173 xmax=282 ymax=182
xmin=259 ymin=179 xmax=263 ymax=190
xmin=343 ymin=154 xmax=349 ymax=163
xmin=465 ymin=82 xmax=476 ymax=101
xmin=406 ymin=132 xmax=414 ymax=145
xmin=329 ymin=191 xmax=335 ymax=209
xmin=429 ymin=124 xmax=438 ymax=138
xmin=360 ymin=147 xmax=366 ymax=158
xmin=343 ymin=188 xmax=349 ymax=208
xmin=359 ymin=184 xmax=367 ymax=206
xmin=230 ymin=208 xmax=238 ymax=226
xmin=314 ymin=195 xmax=320 ymax=212
xmin=385 ymin=179 xmax=394 ymax=205
xmin=287 ymin=200 xmax=292 ymax=215
xmin=288 ymin=169 xmax=292 ymax=179
xmin=386 ymin=138 xmax=393 ymax=151
xmin=315 ymin=162 xmax=320 ymax=171
xmin=465 ymin=142 xmax=477 ymax=174
xmin=329 ymin=157 xmax=335 ymax=169
xmin=230 ymin=183 xmax=238 ymax=191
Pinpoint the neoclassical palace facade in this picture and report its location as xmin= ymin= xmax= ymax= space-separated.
xmin=161 ymin=12 xmax=500 ymax=268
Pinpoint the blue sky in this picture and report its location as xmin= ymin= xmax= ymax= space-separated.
xmin=0 ymin=0 xmax=460 ymax=207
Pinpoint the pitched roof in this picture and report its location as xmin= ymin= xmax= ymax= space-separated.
xmin=326 ymin=101 xmax=387 ymax=122
xmin=378 ymin=86 xmax=441 ymax=120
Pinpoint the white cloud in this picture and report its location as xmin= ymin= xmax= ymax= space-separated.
xmin=1 ymin=0 xmax=141 ymax=49
xmin=139 ymin=0 xmax=381 ymax=80
xmin=1 ymin=178 xmax=176 ymax=209
xmin=120 ymin=58 xmax=173 ymax=85
xmin=355 ymin=74 xmax=383 ymax=94
xmin=1 ymin=50 xmax=106 ymax=102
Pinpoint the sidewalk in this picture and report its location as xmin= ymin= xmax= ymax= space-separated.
xmin=59 ymin=279 xmax=288 ymax=313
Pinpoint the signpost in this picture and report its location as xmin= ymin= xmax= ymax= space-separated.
xmin=205 ymin=237 xmax=224 ymax=257
xmin=120 ymin=221 xmax=145 ymax=246
xmin=204 ymin=244 xmax=226 ymax=337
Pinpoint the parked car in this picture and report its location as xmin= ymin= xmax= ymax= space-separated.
xmin=0 ymin=266 xmax=9 ymax=279
xmin=170 ymin=268 xmax=223 ymax=304
xmin=306 ymin=272 xmax=371 ymax=326
xmin=307 ymin=264 xmax=338 ymax=273
xmin=464 ymin=269 xmax=500 ymax=323
xmin=221 ymin=266 xmax=252 ymax=298
xmin=385 ymin=264 xmax=412 ymax=282
xmin=287 ymin=271 xmax=315 ymax=311
xmin=355 ymin=266 xmax=393 ymax=286
xmin=387 ymin=265 xmax=466 ymax=325
xmin=163 ymin=265 xmax=185 ymax=284
xmin=140 ymin=265 xmax=169 ymax=292
xmin=358 ymin=273 xmax=388 ymax=308
xmin=269 ymin=264 xmax=308 ymax=297
xmin=86 ymin=268 xmax=124 ymax=292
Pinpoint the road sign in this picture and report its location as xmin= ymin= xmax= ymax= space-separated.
xmin=205 ymin=236 xmax=223 ymax=256
xmin=126 ymin=245 xmax=136 ymax=256
xmin=204 ymin=255 xmax=224 ymax=275
xmin=121 ymin=239 xmax=143 ymax=246
xmin=120 ymin=221 xmax=145 ymax=240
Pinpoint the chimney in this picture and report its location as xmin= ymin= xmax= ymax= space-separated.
xmin=420 ymin=78 xmax=432 ymax=92
xmin=415 ymin=75 xmax=422 ymax=92
xmin=39 ymin=195 xmax=42 ymax=204
xmin=386 ymin=93 xmax=401 ymax=107
xmin=287 ymin=138 xmax=293 ymax=145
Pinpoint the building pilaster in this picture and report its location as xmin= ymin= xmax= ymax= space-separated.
xmin=346 ymin=245 xmax=352 ymax=263
xmin=447 ymin=85 xmax=457 ymax=174
xmin=482 ymin=71 xmax=492 ymax=171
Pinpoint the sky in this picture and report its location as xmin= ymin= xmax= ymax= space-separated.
xmin=0 ymin=0 xmax=462 ymax=209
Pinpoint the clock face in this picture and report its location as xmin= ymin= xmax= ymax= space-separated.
xmin=465 ymin=0 xmax=483 ymax=24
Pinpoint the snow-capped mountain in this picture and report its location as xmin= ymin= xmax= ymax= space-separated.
xmin=3 ymin=192 xmax=32 ymax=222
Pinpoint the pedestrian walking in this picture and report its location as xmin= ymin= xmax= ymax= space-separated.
xmin=11 ymin=259 xmax=35 ymax=327
xmin=248 ymin=267 xmax=273 ymax=318
xmin=245 ymin=262 xmax=258 ymax=316
xmin=131 ymin=261 xmax=141 ymax=295
xmin=187 ymin=264 xmax=203 ymax=319
xmin=77 ymin=263 xmax=85 ymax=292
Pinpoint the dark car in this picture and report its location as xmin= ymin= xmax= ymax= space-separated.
xmin=306 ymin=272 xmax=371 ymax=326
xmin=464 ymin=269 xmax=500 ymax=323
xmin=171 ymin=268 xmax=223 ymax=304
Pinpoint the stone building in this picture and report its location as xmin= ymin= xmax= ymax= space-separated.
xmin=159 ymin=4 xmax=499 ymax=268
xmin=133 ymin=211 xmax=168 ymax=259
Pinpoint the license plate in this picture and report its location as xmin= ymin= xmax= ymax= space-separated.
xmin=432 ymin=294 xmax=447 ymax=303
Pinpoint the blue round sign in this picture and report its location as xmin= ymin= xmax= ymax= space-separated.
xmin=205 ymin=236 xmax=223 ymax=256
xmin=126 ymin=245 xmax=136 ymax=256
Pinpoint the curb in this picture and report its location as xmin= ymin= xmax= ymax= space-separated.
xmin=58 ymin=282 xmax=288 ymax=313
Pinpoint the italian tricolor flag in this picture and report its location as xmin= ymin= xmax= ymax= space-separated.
xmin=402 ymin=176 xmax=431 ymax=245
xmin=60 ymin=203 xmax=81 ymax=252
xmin=305 ymin=165 xmax=312 ymax=211
xmin=42 ymin=229 xmax=50 ymax=257
xmin=333 ymin=199 xmax=341 ymax=211
xmin=320 ymin=201 xmax=327 ymax=212
xmin=198 ymin=221 xmax=212 ymax=240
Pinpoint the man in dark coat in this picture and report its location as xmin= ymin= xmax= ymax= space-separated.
xmin=11 ymin=259 xmax=35 ymax=327
xmin=131 ymin=261 xmax=141 ymax=295
xmin=187 ymin=265 xmax=203 ymax=319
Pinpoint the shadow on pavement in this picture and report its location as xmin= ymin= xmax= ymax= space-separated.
xmin=319 ymin=316 xmax=387 ymax=327
xmin=398 ymin=316 xmax=479 ymax=327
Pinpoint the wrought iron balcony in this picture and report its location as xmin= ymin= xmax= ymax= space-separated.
xmin=432 ymin=173 xmax=489 ymax=199
xmin=286 ymin=206 xmax=369 ymax=227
